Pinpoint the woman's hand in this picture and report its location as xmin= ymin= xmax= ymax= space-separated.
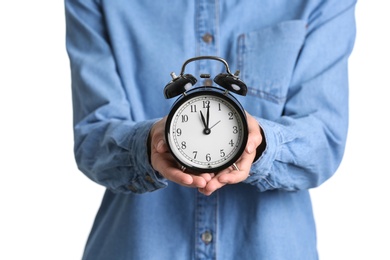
xmin=149 ymin=117 xmax=213 ymax=189
xmin=198 ymin=112 xmax=264 ymax=195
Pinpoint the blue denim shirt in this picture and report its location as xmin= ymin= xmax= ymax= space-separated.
xmin=65 ymin=0 xmax=356 ymax=259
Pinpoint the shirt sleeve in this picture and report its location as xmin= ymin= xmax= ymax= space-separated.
xmin=65 ymin=0 xmax=167 ymax=194
xmin=244 ymin=1 xmax=357 ymax=191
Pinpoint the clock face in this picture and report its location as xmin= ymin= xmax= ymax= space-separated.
xmin=165 ymin=88 xmax=248 ymax=173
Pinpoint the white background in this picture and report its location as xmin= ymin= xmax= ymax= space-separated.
xmin=0 ymin=1 xmax=389 ymax=259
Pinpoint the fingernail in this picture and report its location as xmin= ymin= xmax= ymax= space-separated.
xmin=247 ymin=142 xmax=254 ymax=153
xmin=156 ymin=140 xmax=164 ymax=151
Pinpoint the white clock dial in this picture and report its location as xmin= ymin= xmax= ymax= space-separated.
xmin=166 ymin=90 xmax=248 ymax=172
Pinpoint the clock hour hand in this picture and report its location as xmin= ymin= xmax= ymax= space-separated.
xmin=200 ymin=110 xmax=211 ymax=135
xmin=200 ymin=110 xmax=207 ymax=129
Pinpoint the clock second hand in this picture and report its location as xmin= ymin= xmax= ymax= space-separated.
xmin=209 ymin=120 xmax=221 ymax=130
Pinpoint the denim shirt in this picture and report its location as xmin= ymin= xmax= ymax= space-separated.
xmin=65 ymin=0 xmax=356 ymax=259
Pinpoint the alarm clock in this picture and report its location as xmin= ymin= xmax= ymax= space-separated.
xmin=163 ymin=56 xmax=248 ymax=173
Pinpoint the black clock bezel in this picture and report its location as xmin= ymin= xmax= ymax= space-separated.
xmin=165 ymin=86 xmax=248 ymax=174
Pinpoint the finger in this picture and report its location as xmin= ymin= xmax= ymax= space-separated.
xmin=169 ymin=172 xmax=208 ymax=189
xmin=198 ymin=172 xmax=231 ymax=195
xmin=198 ymin=173 xmax=215 ymax=183
xmin=198 ymin=176 xmax=227 ymax=196
xmin=155 ymin=155 xmax=209 ymax=188
xmin=190 ymin=174 xmax=208 ymax=188
xmin=217 ymin=169 xmax=247 ymax=185
xmin=245 ymin=113 xmax=263 ymax=154
xmin=155 ymin=139 xmax=168 ymax=153
xmin=217 ymin=154 xmax=254 ymax=184
xmin=151 ymin=151 xmax=193 ymax=184
xmin=215 ymin=168 xmax=243 ymax=185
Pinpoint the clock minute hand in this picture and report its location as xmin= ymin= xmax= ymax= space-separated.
xmin=206 ymin=103 xmax=210 ymax=129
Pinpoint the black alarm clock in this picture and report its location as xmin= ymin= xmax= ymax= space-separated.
xmin=164 ymin=56 xmax=248 ymax=173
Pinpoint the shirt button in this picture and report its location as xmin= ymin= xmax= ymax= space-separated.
xmin=204 ymin=79 xmax=213 ymax=86
xmin=202 ymin=33 xmax=213 ymax=43
xmin=127 ymin=185 xmax=138 ymax=193
xmin=145 ymin=175 xmax=154 ymax=183
xmin=201 ymin=231 xmax=213 ymax=244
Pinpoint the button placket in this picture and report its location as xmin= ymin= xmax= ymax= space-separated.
xmin=196 ymin=0 xmax=219 ymax=77
xmin=195 ymin=192 xmax=217 ymax=259
xmin=194 ymin=1 xmax=219 ymax=258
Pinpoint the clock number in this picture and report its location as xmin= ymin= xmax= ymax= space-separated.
xmin=229 ymin=139 xmax=234 ymax=147
xmin=181 ymin=141 xmax=187 ymax=149
xmin=220 ymin=149 xmax=225 ymax=157
xmin=190 ymin=105 xmax=197 ymax=113
xmin=228 ymin=112 xmax=234 ymax=120
xmin=218 ymin=103 xmax=222 ymax=111
xmin=181 ymin=115 xmax=189 ymax=122
xmin=203 ymin=101 xmax=210 ymax=108
xmin=233 ymin=126 xmax=238 ymax=134
xmin=176 ymin=128 xmax=182 ymax=136
xmin=193 ymin=151 xmax=198 ymax=159
xmin=206 ymin=153 xmax=211 ymax=162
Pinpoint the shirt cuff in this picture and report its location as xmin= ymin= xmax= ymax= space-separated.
xmin=123 ymin=119 xmax=168 ymax=194
xmin=243 ymin=118 xmax=280 ymax=191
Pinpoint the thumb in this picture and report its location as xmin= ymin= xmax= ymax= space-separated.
xmin=156 ymin=139 xmax=168 ymax=153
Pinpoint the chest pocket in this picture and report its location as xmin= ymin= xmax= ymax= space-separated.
xmin=238 ymin=20 xmax=307 ymax=105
